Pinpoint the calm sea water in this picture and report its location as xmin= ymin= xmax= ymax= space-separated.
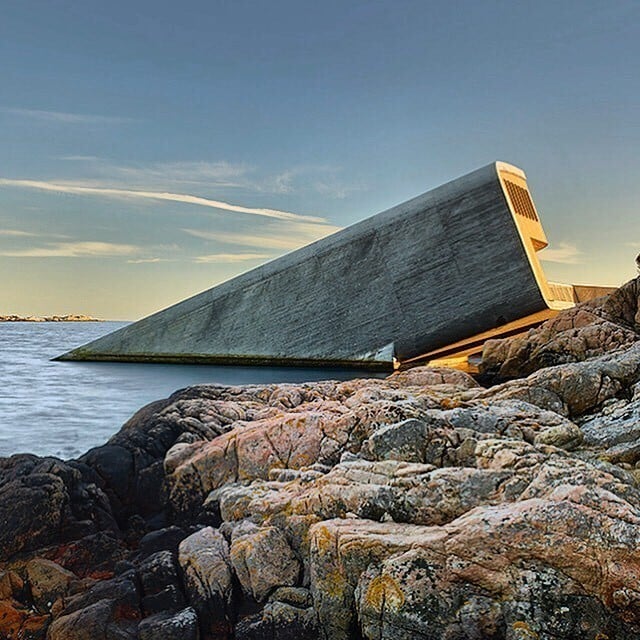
xmin=0 ymin=322 xmax=382 ymax=459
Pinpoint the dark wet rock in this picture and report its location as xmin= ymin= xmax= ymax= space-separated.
xmin=59 ymin=570 xmax=139 ymax=618
xmin=114 ymin=560 xmax=136 ymax=576
xmin=77 ymin=399 xmax=176 ymax=524
xmin=75 ymin=388 xmax=272 ymax=526
xmin=0 ymin=455 xmax=116 ymax=560
xmin=139 ymin=551 xmax=180 ymax=594
xmin=235 ymin=600 xmax=318 ymax=640
xmin=42 ymin=571 xmax=142 ymax=639
xmin=47 ymin=531 xmax=129 ymax=579
xmin=48 ymin=597 xmax=138 ymax=640
xmin=138 ymin=551 xmax=186 ymax=616
xmin=237 ymin=589 xmax=316 ymax=640
xmin=139 ymin=526 xmax=187 ymax=557
xmin=137 ymin=607 xmax=199 ymax=640
xmin=80 ymin=445 xmax=135 ymax=516
xmin=141 ymin=584 xmax=186 ymax=618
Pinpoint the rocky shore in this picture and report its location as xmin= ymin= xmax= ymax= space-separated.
xmin=1 ymin=276 xmax=639 ymax=639
xmin=0 ymin=315 xmax=101 ymax=322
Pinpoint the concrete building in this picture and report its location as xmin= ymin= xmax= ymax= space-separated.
xmin=57 ymin=162 xmax=580 ymax=370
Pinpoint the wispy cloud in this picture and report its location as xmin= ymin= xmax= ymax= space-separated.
xmin=57 ymin=155 xmax=103 ymax=162
xmin=0 ymin=178 xmax=327 ymax=224
xmin=2 ymin=107 xmax=133 ymax=125
xmin=51 ymin=157 xmax=269 ymax=191
xmin=79 ymin=159 xmax=296 ymax=194
xmin=539 ymin=242 xmax=583 ymax=265
xmin=110 ymin=161 xmax=249 ymax=189
xmin=261 ymin=170 xmax=296 ymax=194
xmin=0 ymin=241 xmax=141 ymax=258
xmin=43 ymin=157 xmax=363 ymax=199
xmin=183 ymin=221 xmax=342 ymax=251
xmin=0 ymin=229 xmax=38 ymax=237
xmin=126 ymin=257 xmax=170 ymax=264
xmin=256 ymin=166 xmax=362 ymax=199
xmin=0 ymin=228 xmax=71 ymax=239
xmin=194 ymin=253 xmax=271 ymax=264
xmin=314 ymin=179 xmax=364 ymax=200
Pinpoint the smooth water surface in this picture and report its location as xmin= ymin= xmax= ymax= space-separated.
xmin=0 ymin=322 xmax=383 ymax=459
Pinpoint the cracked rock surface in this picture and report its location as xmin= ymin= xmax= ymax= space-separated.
xmin=0 ymin=276 xmax=639 ymax=639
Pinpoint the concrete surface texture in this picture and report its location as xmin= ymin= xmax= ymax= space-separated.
xmin=57 ymin=162 xmax=559 ymax=369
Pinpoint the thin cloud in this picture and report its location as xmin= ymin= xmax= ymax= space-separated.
xmin=126 ymin=257 xmax=171 ymax=264
xmin=314 ymin=179 xmax=363 ymax=200
xmin=194 ymin=253 xmax=271 ymax=264
xmin=112 ymin=161 xmax=249 ymax=188
xmin=56 ymin=157 xmax=360 ymax=197
xmin=539 ymin=242 xmax=583 ymax=265
xmin=0 ymin=241 xmax=140 ymax=258
xmin=2 ymin=107 xmax=133 ymax=124
xmin=0 ymin=178 xmax=327 ymax=224
xmin=261 ymin=170 xmax=296 ymax=194
xmin=76 ymin=159 xmax=290 ymax=193
xmin=0 ymin=229 xmax=38 ymax=237
xmin=0 ymin=228 xmax=70 ymax=239
xmin=183 ymin=221 xmax=342 ymax=251
xmin=57 ymin=155 xmax=103 ymax=162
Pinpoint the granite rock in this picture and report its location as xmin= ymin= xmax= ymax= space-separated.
xmin=178 ymin=526 xmax=234 ymax=637
xmin=3 ymin=281 xmax=640 ymax=638
xmin=481 ymin=276 xmax=640 ymax=378
xmin=230 ymin=526 xmax=301 ymax=602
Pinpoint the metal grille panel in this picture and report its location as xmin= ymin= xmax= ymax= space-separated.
xmin=504 ymin=180 xmax=539 ymax=221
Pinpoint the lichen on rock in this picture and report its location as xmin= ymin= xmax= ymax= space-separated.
xmin=1 ymin=276 xmax=640 ymax=639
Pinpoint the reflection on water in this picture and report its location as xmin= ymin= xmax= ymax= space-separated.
xmin=0 ymin=322 xmax=383 ymax=459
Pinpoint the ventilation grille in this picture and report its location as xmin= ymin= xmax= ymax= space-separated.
xmin=547 ymin=282 xmax=577 ymax=303
xmin=504 ymin=180 xmax=539 ymax=221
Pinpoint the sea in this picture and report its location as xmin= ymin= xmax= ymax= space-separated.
xmin=0 ymin=322 xmax=381 ymax=459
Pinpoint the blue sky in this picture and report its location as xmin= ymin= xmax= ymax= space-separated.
xmin=1 ymin=0 xmax=638 ymax=319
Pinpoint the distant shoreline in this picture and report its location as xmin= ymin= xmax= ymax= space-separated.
xmin=0 ymin=314 xmax=102 ymax=322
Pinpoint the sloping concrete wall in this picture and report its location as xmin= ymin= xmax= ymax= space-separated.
xmin=57 ymin=162 xmax=553 ymax=369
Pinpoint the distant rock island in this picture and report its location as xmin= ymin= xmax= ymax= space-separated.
xmin=0 ymin=314 xmax=101 ymax=322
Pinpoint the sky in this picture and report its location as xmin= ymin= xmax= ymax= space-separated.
xmin=1 ymin=0 xmax=638 ymax=320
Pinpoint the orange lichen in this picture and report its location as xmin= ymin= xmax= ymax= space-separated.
xmin=364 ymin=574 xmax=405 ymax=612
xmin=311 ymin=525 xmax=335 ymax=554
xmin=512 ymin=621 xmax=539 ymax=639
xmin=0 ymin=601 xmax=27 ymax=637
